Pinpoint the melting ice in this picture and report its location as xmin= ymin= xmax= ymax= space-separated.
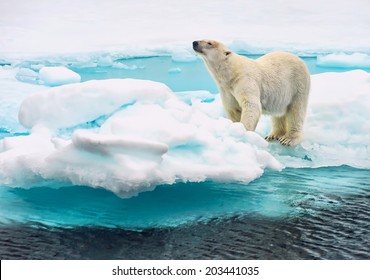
xmin=1 ymin=64 xmax=370 ymax=198
xmin=1 ymin=73 xmax=281 ymax=197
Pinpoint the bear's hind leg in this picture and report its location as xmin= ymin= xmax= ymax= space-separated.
xmin=279 ymin=95 xmax=307 ymax=146
xmin=265 ymin=116 xmax=287 ymax=142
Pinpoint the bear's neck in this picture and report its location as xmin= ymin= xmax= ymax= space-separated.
xmin=204 ymin=55 xmax=242 ymax=90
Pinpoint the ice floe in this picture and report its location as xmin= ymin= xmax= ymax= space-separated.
xmin=317 ymin=53 xmax=370 ymax=69
xmin=0 ymin=66 xmax=370 ymax=197
xmin=38 ymin=66 xmax=81 ymax=86
xmin=1 ymin=76 xmax=282 ymax=197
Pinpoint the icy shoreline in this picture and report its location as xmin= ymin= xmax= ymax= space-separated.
xmin=0 ymin=0 xmax=369 ymax=197
xmin=1 ymin=64 xmax=370 ymax=197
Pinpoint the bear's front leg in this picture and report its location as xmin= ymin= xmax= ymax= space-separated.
xmin=234 ymin=89 xmax=262 ymax=131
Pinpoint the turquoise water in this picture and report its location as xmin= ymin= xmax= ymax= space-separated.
xmin=1 ymin=165 xmax=369 ymax=259
xmin=0 ymin=166 xmax=368 ymax=229
xmin=1 ymin=55 xmax=370 ymax=259
xmin=71 ymin=55 xmax=370 ymax=93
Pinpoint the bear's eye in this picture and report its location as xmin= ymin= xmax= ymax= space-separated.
xmin=207 ymin=42 xmax=213 ymax=46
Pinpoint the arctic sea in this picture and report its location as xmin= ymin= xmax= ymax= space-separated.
xmin=0 ymin=53 xmax=369 ymax=259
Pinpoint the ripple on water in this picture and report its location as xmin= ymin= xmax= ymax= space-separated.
xmin=0 ymin=190 xmax=369 ymax=260
xmin=0 ymin=166 xmax=369 ymax=259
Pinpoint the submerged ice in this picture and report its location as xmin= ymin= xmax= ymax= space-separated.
xmin=0 ymin=65 xmax=370 ymax=198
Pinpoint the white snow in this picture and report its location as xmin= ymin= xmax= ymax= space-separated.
xmin=38 ymin=66 xmax=81 ymax=86
xmin=1 ymin=76 xmax=282 ymax=197
xmin=0 ymin=0 xmax=369 ymax=61
xmin=0 ymin=67 xmax=46 ymax=132
xmin=267 ymin=70 xmax=370 ymax=169
xmin=0 ymin=0 xmax=370 ymax=197
xmin=317 ymin=53 xmax=370 ymax=68
xmin=18 ymin=79 xmax=172 ymax=129
xmin=1 ymin=68 xmax=370 ymax=197
xmin=15 ymin=68 xmax=38 ymax=84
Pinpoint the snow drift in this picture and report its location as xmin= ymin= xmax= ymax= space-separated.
xmin=1 ymin=0 xmax=369 ymax=60
xmin=2 ymin=77 xmax=282 ymax=197
xmin=38 ymin=66 xmax=81 ymax=86
xmin=1 ymin=66 xmax=370 ymax=197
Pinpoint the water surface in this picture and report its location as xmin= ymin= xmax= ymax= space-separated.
xmin=1 ymin=55 xmax=370 ymax=259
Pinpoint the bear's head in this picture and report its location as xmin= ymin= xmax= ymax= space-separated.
xmin=193 ymin=40 xmax=232 ymax=63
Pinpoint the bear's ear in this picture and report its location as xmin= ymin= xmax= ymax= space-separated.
xmin=225 ymin=51 xmax=231 ymax=57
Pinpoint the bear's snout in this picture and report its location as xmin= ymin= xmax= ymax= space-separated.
xmin=193 ymin=41 xmax=202 ymax=53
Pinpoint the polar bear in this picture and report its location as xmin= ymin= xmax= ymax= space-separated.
xmin=193 ymin=40 xmax=310 ymax=146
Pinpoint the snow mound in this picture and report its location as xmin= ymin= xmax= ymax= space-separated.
xmin=72 ymin=130 xmax=168 ymax=158
xmin=18 ymin=79 xmax=172 ymax=130
xmin=16 ymin=68 xmax=38 ymax=84
xmin=2 ymin=78 xmax=281 ymax=197
xmin=2 ymin=69 xmax=370 ymax=197
xmin=266 ymin=70 xmax=370 ymax=169
xmin=0 ymin=67 xmax=46 ymax=133
xmin=38 ymin=66 xmax=81 ymax=86
xmin=317 ymin=53 xmax=370 ymax=68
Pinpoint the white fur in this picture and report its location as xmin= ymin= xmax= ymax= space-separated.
xmin=193 ymin=40 xmax=310 ymax=146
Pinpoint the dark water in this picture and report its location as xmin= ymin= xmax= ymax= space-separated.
xmin=1 ymin=167 xmax=369 ymax=260
xmin=1 ymin=202 xmax=369 ymax=260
